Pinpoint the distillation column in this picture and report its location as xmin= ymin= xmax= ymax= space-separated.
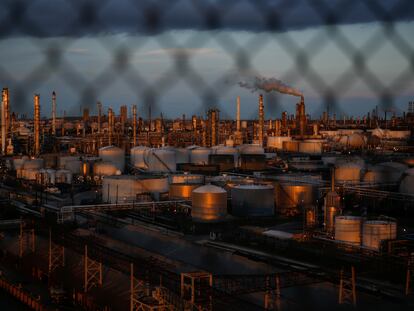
xmin=258 ymin=94 xmax=264 ymax=146
xmin=52 ymin=91 xmax=56 ymax=135
xmin=1 ymin=89 xmax=7 ymax=154
xmin=132 ymin=105 xmax=137 ymax=146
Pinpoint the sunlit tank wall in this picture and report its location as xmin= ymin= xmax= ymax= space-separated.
xmin=169 ymin=183 xmax=201 ymax=200
xmin=362 ymin=220 xmax=397 ymax=251
xmin=214 ymin=146 xmax=239 ymax=167
xmin=130 ymin=146 xmax=151 ymax=169
xmin=282 ymin=140 xmax=299 ymax=153
xmin=102 ymin=175 xmax=169 ymax=203
xmin=231 ymin=184 xmax=274 ymax=217
xmin=267 ymin=136 xmax=292 ymax=150
xmin=93 ymin=161 xmax=120 ymax=177
xmin=191 ymin=184 xmax=227 ymax=222
xmin=275 ymin=183 xmax=316 ymax=216
xmin=298 ymin=140 xmax=324 ymax=155
xmin=99 ymin=146 xmax=125 ymax=173
xmin=190 ymin=147 xmax=212 ymax=165
xmin=145 ymin=148 xmax=176 ymax=172
xmin=334 ymin=216 xmax=363 ymax=245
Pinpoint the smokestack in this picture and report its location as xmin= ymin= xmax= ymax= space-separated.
xmin=2 ymin=88 xmax=10 ymax=145
xmin=275 ymin=120 xmax=281 ymax=136
xmin=210 ymin=109 xmax=218 ymax=146
xmin=52 ymin=91 xmax=56 ymax=135
xmin=1 ymin=91 xmax=5 ymax=155
xmin=97 ymin=102 xmax=102 ymax=135
xmin=132 ymin=105 xmax=137 ymax=146
xmin=258 ymin=94 xmax=264 ymax=146
xmin=34 ymin=94 xmax=41 ymax=155
xmin=236 ymin=96 xmax=241 ymax=132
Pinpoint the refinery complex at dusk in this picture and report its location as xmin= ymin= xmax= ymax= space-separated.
xmin=1 ymin=0 xmax=414 ymax=310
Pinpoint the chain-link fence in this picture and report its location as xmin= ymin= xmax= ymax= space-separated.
xmin=0 ymin=0 xmax=413 ymax=119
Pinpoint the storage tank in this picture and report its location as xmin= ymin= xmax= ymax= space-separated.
xmin=191 ymin=184 xmax=227 ymax=222
xmin=335 ymin=162 xmax=364 ymax=184
xmin=364 ymin=162 xmax=406 ymax=184
xmin=335 ymin=216 xmax=363 ymax=245
xmin=169 ymin=174 xmax=204 ymax=184
xmin=169 ymin=183 xmax=201 ymax=200
xmin=231 ymin=184 xmax=274 ymax=217
xmin=190 ymin=147 xmax=212 ymax=165
xmin=145 ymin=148 xmax=176 ymax=172
xmin=339 ymin=133 xmax=365 ymax=149
xmin=267 ymin=136 xmax=291 ymax=150
xmin=214 ymin=146 xmax=239 ymax=167
xmin=93 ymin=161 xmax=120 ymax=176
xmin=175 ymin=148 xmax=190 ymax=164
xmin=298 ymin=140 xmax=324 ymax=155
xmin=135 ymin=176 xmax=169 ymax=194
xmin=282 ymin=140 xmax=300 ymax=152
xmin=102 ymin=175 xmax=138 ymax=203
xmin=99 ymin=146 xmax=125 ymax=172
xmin=362 ymin=220 xmax=397 ymax=251
xmin=238 ymin=144 xmax=265 ymax=155
xmin=55 ymin=169 xmax=72 ymax=184
xmin=130 ymin=146 xmax=151 ymax=169
xmin=275 ymin=183 xmax=315 ymax=216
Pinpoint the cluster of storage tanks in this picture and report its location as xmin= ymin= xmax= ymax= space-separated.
xmin=334 ymin=216 xmax=397 ymax=251
xmin=267 ymin=137 xmax=325 ymax=154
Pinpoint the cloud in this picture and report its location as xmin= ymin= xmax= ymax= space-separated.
xmin=0 ymin=0 xmax=413 ymax=37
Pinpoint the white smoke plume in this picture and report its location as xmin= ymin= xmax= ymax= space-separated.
xmin=238 ymin=76 xmax=303 ymax=97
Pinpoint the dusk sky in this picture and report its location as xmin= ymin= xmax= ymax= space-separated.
xmin=1 ymin=0 xmax=413 ymax=119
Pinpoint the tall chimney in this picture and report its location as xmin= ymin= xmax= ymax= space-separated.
xmin=258 ymin=94 xmax=264 ymax=146
xmin=132 ymin=105 xmax=137 ymax=146
xmin=1 ymin=90 xmax=6 ymax=154
xmin=2 ymin=88 xmax=10 ymax=143
xmin=34 ymin=94 xmax=41 ymax=155
xmin=236 ymin=96 xmax=241 ymax=132
xmin=52 ymin=91 xmax=56 ymax=135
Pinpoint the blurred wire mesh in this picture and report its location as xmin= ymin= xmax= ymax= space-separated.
xmin=0 ymin=0 xmax=413 ymax=119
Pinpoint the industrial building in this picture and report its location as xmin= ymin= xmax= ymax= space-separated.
xmin=0 ymin=87 xmax=413 ymax=310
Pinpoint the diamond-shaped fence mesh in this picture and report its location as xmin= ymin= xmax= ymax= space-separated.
xmin=0 ymin=0 xmax=413 ymax=120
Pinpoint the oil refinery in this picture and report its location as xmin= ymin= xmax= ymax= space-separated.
xmin=0 ymin=87 xmax=414 ymax=311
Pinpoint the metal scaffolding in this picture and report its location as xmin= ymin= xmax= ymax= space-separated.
xmin=48 ymin=229 xmax=65 ymax=274
xmin=84 ymin=244 xmax=103 ymax=292
xmin=181 ymin=272 xmax=213 ymax=311
xmin=18 ymin=221 xmax=35 ymax=258
xmin=338 ymin=266 xmax=356 ymax=306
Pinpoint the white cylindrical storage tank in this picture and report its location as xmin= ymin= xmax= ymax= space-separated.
xmin=135 ymin=176 xmax=169 ymax=194
xmin=239 ymin=144 xmax=265 ymax=155
xmin=362 ymin=221 xmax=397 ymax=251
xmin=145 ymin=148 xmax=176 ymax=172
xmin=175 ymin=148 xmax=190 ymax=164
xmin=102 ymin=175 xmax=137 ymax=203
xmin=169 ymin=174 xmax=204 ymax=184
xmin=93 ymin=161 xmax=119 ymax=177
xmin=99 ymin=146 xmax=125 ymax=173
xmin=130 ymin=146 xmax=150 ymax=169
xmin=267 ymin=136 xmax=292 ymax=150
xmin=191 ymin=185 xmax=227 ymax=222
xmin=231 ymin=184 xmax=274 ymax=217
xmin=215 ymin=146 xmax=239 ymax=167
xmin=47 ymin=169 xmax=56 ymax=184
xmin=190 ymin=147 xmax=211 ymax=165
xmin=283 ymin=140 xmax=300 ymax=152
xmin=55 ymin=169 xmax=72 ymax=184
xmin=335 ymin=162 xmax=364 ymax=184
xmin=334 ymin=216 xmax=363 ymax=245
xmin=298 ymin=140 xmax=323 ymax=155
